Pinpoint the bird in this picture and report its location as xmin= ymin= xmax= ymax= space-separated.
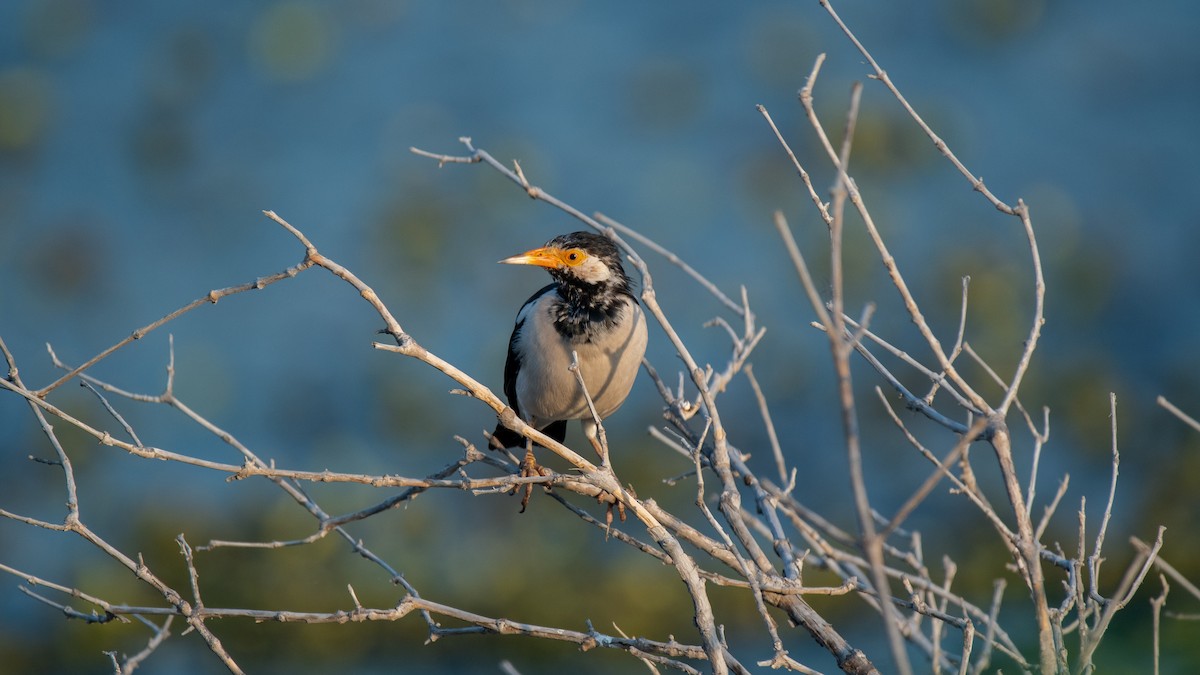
xmin=491 ymin=231 xmax=648 ymax=512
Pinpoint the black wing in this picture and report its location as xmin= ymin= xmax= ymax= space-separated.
xmin=492 ymin=283 xmax=559 ymax=449
xmin=501 ymin=312 xmax=525 ymax=412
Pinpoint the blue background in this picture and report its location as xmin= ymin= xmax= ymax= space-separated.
xmin=2 ymin=1 xmax=1198 ymax=672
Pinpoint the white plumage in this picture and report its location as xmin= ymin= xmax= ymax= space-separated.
xmin=510 ymin=286 xmax=647 ymax=429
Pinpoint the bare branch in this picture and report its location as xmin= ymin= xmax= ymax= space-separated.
xmin=35 ymin=256 xmax=314 ymax=398
xmin=744 ymin=365 xmax=789 ymax=488
xmin=1157 ymin=395 xmax=1200 ymax=433
xmin=595 ymin=212 xmax=746 ymax=316
xmin=816 ymin=0 xmax=1015 ymax=213
xmin=1132 ymin=539 xmax=1200 ymax=605
xmin=1151 ymin=574 xmax=1169 ymax=675
xmin=1087 ymin=394 xmax=1122 ymax=601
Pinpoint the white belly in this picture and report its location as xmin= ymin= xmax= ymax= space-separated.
xmin=514 ymin=295 xmax=647 ymax=427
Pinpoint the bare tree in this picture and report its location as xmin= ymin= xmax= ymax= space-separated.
xmin=1 ymin=4 xmax=1192 ymax=674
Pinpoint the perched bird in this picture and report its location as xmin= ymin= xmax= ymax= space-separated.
xmin=491 ymin=231 xmax=648 ymax=511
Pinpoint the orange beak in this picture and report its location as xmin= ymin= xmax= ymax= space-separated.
xmin=498 ymin=246 xmax=565 ymax=269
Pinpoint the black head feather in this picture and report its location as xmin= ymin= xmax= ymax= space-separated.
xmin=545 ymin=231 xmax=622 ymax=262
xmin=544 ymin=232 xmax=637 ymax=341
xmin=544 ymin=231 xmax=631 ymax=289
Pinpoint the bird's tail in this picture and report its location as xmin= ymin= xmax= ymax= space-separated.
xmin=489 ymin=420 xmax=568 ymax=449
xmin=489 ymin=423 xmax=525 ymax=450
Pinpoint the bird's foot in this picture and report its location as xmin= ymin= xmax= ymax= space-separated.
xmin=516 ymin=447 xmax=551 ymax=513
xmin=603 ymin=499 xmax=626 ymax=530
xmin=601 ymin=483 xmax=635 ymax=532
xmin=587 ymin=435 xmax=607 ymax=464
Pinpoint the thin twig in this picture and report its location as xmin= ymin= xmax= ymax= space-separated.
xmin=1087 ymin=394 xmax=1121 ymax=602
xmin=744 ymin=365 xmax=789 ymax=488
xmin=1132 ymin=539 xmax=1200 ymax=604
xmin=594 ymin=212 xmax=745 ymax=316
xmin=1157 ymin=395 xmax=1200 ymax=433
xmin=1151 ymin=574 xmax=1169 ymax=675
xmin=35 ymin=257 xmax=314 ymax=397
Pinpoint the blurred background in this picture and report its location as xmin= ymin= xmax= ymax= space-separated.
xmin=1 ymin=0 xmax=1198 ymax=672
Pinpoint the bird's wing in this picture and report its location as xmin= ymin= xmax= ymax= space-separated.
xmin=503 ymin=283 xmax=558 ymax=414
xmin=491 ymin=283 xmax=558 ymax=450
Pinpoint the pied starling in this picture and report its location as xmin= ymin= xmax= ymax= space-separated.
xmin=492 ymin=231 xmax=648 ymax=511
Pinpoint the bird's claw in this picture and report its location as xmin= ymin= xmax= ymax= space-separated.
xmin=601 ymin=481 xmax=636 ymax=535
xmin=515 ymin=447 xmax=551 ymax=513
xmin=603 ymin=498 xmax=626 ymax=532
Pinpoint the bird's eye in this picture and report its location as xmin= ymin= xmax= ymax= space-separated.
xmin=563 ymin=249 xmax=586 ymax=266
